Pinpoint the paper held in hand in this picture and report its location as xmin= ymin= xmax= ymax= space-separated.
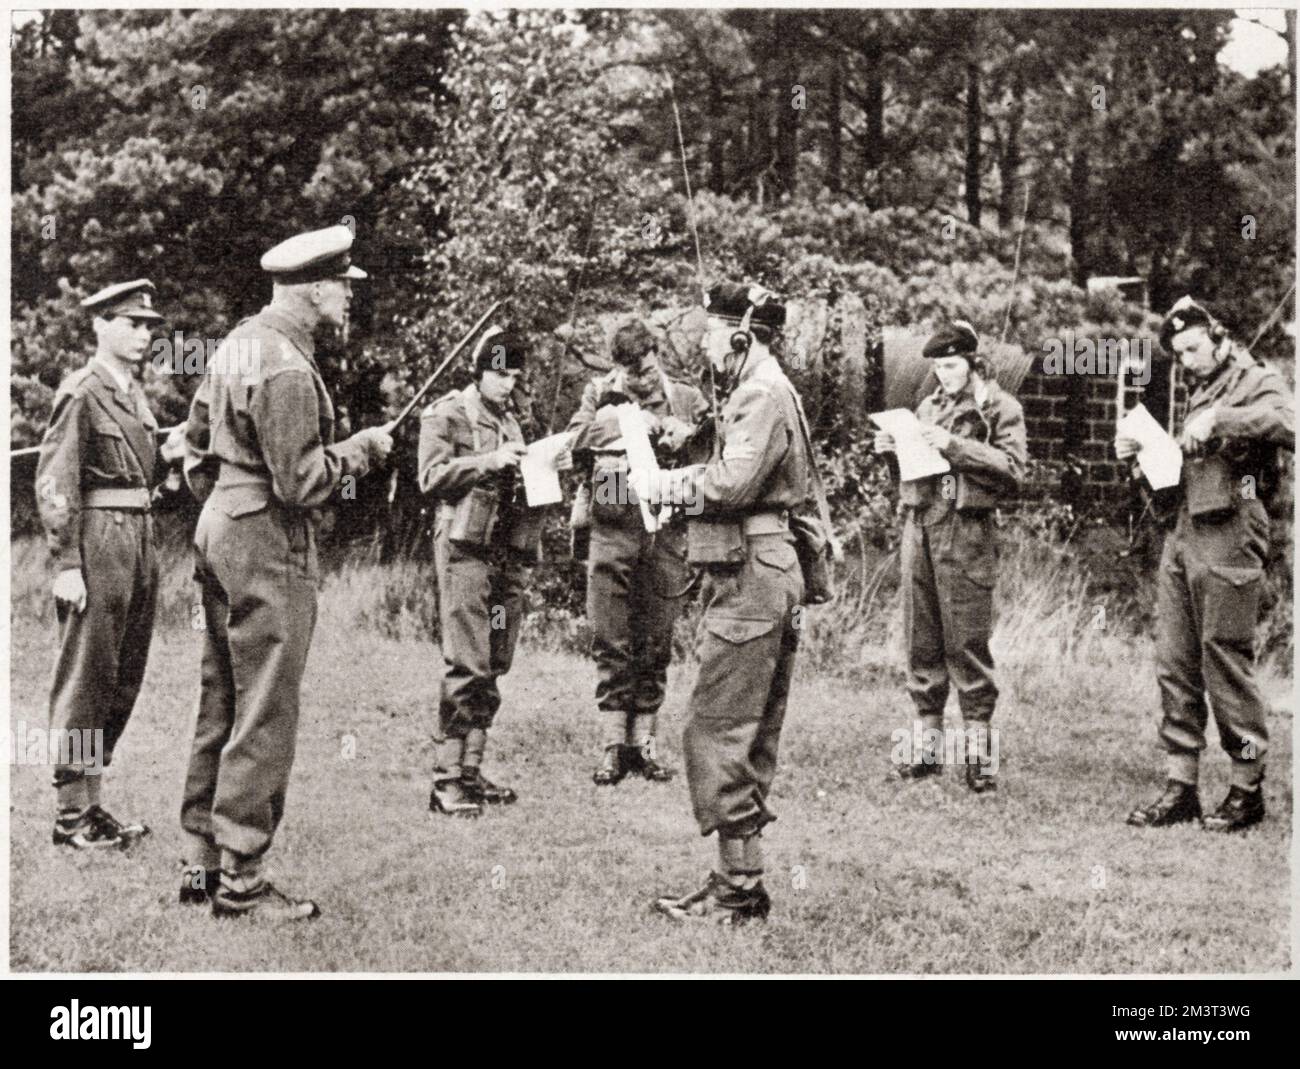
xmin=615 ymin=403 xmax=662 ymax=533
xmin=1116 ymin=403 xmax=1182 ymax=491
xmin=869 ymin=408 xmax=951 ymax=482
xmin=521 ymin=432 xmax=571 ymax=507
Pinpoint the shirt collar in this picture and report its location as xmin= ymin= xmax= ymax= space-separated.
xmin=465 ymin=383 xmax=508 ymax=422
xmin=739 ymin=352 xmax=780 ymax=386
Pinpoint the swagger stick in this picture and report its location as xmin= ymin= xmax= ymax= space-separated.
xmin=392 ymin=301 xmax=502 ymax=431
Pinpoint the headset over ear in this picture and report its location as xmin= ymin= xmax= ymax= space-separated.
xmin=730 ymin=305 xmax=755 ymax=356
xmin=1162 ymin=295 xmax=1227 ymax=352
xmin=729 ymin=285 xmax=778 ymax=355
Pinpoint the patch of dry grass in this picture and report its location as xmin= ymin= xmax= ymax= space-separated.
xmin=7 ymin=535 xmax=1292 ymax=974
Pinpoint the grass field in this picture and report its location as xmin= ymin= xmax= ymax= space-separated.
xmin=8 ymin=569 xmax=1293 ymax=974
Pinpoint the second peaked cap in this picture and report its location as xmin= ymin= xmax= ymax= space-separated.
xmin=261 ymin=225 xmax=367 ymax=284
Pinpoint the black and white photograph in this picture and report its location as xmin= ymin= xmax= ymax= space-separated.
xmin=3 ymin=1 xmax=1296 ymax=994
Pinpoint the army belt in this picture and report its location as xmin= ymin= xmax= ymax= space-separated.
xmin=741 ymin=510 xmax=789 ymax=536
xmin=84 ymin=487 xmax=150 ymax=511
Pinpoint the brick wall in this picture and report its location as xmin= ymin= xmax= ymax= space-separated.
xmin=1019 ymin=358 xmax=1186 ymax=497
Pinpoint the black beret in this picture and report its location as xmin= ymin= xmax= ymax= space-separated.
xmin=1159 ymin=299 xmax=1217 ymax=352
xmin=704 ymin=282 xmax=786 ymax=330
xmin=922 ymin=320 xmax=980 ymax=360
xmin=473 ymin=327 xmax=527 ymax=375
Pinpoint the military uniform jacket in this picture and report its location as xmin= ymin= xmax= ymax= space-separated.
xmin=677 ymin=355 xmax=810 ymax=517
xmin=1180 ymin=345 xmax=1294 ymax=511
xmin=36 ymin=360 xmax=159 ymax=571
xmin=568 ymin=367 xmax=708 ymax=524
xmin=418 ymin=383 xmax=524 ymax=505
xmin=901 ymin=377 xmax=1027 ymax=522
xmin=184 ymin=306 xmax=375 ymax=513
xmin=566 ymin=367 xmax=708 ymax=455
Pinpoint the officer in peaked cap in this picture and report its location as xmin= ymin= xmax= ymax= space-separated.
xmin=36 ymin=279 xmax=166 ymax=851
xmin=83 ymin=279 xmax=165 ymax=320
xmin=874 ymin=320 xmax=1026 ymax=793
xmin=259 ymin=224 xmax=369 ymax=281
xmin=631 ymin=281 xmax=810 ymax=925
xmin=179 ymin=225 xmax=393 ymax=919
xmin=1121 ymin=297 xmax=1293 ymax=833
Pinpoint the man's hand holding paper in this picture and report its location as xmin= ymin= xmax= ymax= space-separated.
xmin=520 ymin=432 xmax=573 ymax=507
xmin=868 ymin=408 xmax=952 ymax=482
xmin=1115 ymin=403 xmax=1182 ymax=490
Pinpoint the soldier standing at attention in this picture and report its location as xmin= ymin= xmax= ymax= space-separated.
xmin=632 ymin=282 xmax=807 ymax=926
xmin=179 ymin=226 xmax=394 ymax=919
xmin=566 ymin=319 xmax=708 ymax=786
xmin=874 ymin=321 xmax=1026 ymax=793
xmin=1122 ymin=298 xmax=1293 ymax=832
xmin=36 ymin=280 xmax=165 ymax=850
xmin=419 ymin=328 xmax=540 ymax=817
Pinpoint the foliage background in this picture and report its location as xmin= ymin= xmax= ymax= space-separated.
xmin=9 ymin=8 xmax=1296 ymax=659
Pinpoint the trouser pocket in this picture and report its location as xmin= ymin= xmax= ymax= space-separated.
xmin=1202 ymin=564 xmax=1262 ymax=645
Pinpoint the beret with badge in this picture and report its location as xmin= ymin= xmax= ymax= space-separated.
xmin=261 ymin=224 xmax=368 ymax=284
xmin=704 ymin=281 xmax=786 ymax=330
xmin=81 ymin=279 xmax=163 ymax=322
xmin=922 ymin=320 xmax=980 ymax=360
xmin=472 ymin=325 xmax=528 ymax=376
xmin=1158 ymin=296 xmax=1222 ymax=353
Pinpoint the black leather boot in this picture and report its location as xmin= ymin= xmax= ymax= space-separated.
xmin=1203 ymin=785 xmax=1265 ymax=833
xmin=1126 ymin=780 xmax=1202 ymax=827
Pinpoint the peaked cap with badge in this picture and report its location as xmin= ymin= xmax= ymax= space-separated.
xmin=81 ymin=279 xmax=164 ymax=322
xmin=260 ymin=225 xmax=368 ymax=284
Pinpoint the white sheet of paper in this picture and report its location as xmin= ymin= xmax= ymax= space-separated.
xmin=521 ymin=432 xmax=570 ymax=507
xmin=615 ymin=404 xmax=660 ymax=532
xmin=869 ymin=408 xmax=951 ymax=482
xmin=1117 ymin=403 xmax=1182 ymax=490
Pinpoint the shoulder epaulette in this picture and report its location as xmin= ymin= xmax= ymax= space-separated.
xmin=422 ymin=389 xmax=462 ymax=418
xmin=55 ymin=364 xmax=96 ymax=399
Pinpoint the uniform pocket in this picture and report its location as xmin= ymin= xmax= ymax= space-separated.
xmin=212 ymin=484 xmax=269 ymax=519
xmin=1203 ymin=564 xmax=1262 ymax=645
xmin=704 ymin=615 xmax=777 ymax=645
xmin=754 ymin=541 xmax=799 ymax=574
xmin=90 ymin=421 xmax=129 ymax=471
xmin=961 ymin=561 xmax=996 ymax=590
xmin=957 ymin=535 xmax=997 ymax=590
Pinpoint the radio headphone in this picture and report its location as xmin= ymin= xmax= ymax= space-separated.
xmin=729 ymin=285 xmax=778 ymax=355
xmin=1167 ymin=296 xmax=1227 ymax=344
xmin=730 ymin=305 xmax=755 ymax=356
